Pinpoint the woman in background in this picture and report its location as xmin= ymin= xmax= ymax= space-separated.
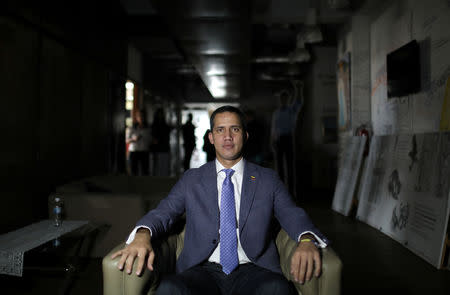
xmin=127 ymin=110 xmax=151 ymax=176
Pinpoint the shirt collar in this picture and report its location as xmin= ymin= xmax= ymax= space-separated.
xmin=215 ymin=158 xmax=244 ymax=176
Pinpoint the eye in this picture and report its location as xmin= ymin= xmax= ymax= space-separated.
xmin=215 ymin=127 xmax=224 ymax=133
xmin=232 ymin=127 xmax=241 ymax=133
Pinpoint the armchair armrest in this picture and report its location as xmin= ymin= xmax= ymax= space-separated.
xmin=276 ymin=230 xmax=342 ymax=295
xmin=102 ymin=243 xmax=156 ymax=295
xmin=102 ymin=227 xmax=185 ymax=295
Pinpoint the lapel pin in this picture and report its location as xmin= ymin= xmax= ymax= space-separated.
xmin=250 ymin=176 xmax=256 ymax=180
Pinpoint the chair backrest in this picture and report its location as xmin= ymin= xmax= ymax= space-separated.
xmin=49 ymin=192 xmax=145 ymax=257
xmin=175 ymin=227 xmax=186 ymax=259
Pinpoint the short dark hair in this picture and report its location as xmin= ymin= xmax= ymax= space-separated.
xmin=210 ymin=105 xmax=247 ymax=135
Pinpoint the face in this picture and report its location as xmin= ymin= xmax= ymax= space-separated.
xmin=209 ymin=111 xmax=248 ymax=168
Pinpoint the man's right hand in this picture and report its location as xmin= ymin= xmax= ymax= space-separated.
xmin=111 ymin=228 xmax=154 ymax=276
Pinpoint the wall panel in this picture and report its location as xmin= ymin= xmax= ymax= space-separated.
xmin=38 ymin=37 xmax=82 ymax=185
xmin=0 ymin=17 xmax=39 ymax=231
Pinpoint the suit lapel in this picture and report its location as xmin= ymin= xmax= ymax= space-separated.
xmin=200 ymin=162 xmax=220 ymax=229
xmin=239 ymin=161 xmax=258 ymax=232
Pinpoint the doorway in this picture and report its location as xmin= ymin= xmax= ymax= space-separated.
xmin=180 ymin=108 xmax=209 ymax=169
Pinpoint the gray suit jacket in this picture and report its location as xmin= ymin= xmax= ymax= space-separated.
xmin=136 ymin=160 xmax=328 ymax=273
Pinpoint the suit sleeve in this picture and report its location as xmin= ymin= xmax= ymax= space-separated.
xmin=270 ymin=170 xmax=329 ymax=246
xmin=134 ymin=173 xmax=188 ymax=239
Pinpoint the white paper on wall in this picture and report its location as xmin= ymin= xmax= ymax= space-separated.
xmin=370 ymin=4 xmax=412 ymax=135
xmin=356 ymin=132 xmax=450 ymax=268
xmin=411 ymin=0 xmax=450 ymax=133
xmin=369 ymin=0 xmax=450 ymax=135
xmin=332 ymin=136 xmax=367 ymax=216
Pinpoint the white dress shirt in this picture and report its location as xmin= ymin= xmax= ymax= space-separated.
xmin=208 ymin=158 xmax=251 ymax=264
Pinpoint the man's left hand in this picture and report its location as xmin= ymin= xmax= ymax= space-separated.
xmin=290 ymin=239 xmax=321 ymax=284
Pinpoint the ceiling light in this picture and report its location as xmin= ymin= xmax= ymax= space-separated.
xmin=211 ymin=87 xmax=227 ymax=98
xmin=302 ymin=26 xmax=323 ymax=44
xmin=206 ymin=65 xmax=226 ymax=76
xmin=202 ymin=49 xmax=228 ymax=55
xmin=209 ymin=76 xmax=227 ymax=88
xmin=208 ymin=76 xmax=227 ymax=99
xmin=125 ymin=81 xmax=134 ymax=90
xmin=302 ymin=7 xmax=323 ymax=44
xmin=289 ymin=37 xmax=310 ymax=63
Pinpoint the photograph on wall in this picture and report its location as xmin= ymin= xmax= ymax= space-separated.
xmin=337 ymin=53 xmax=351 ymax=131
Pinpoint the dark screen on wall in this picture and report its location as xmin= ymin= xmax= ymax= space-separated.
xmin=387 ymin=40 xmax=421 ymax=98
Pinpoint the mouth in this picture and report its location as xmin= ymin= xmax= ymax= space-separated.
xmin=223 ymin=144 xmax=234 ymax=150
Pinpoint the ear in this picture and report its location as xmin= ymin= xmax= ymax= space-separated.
xmin=208 ymin=131 xmax=214 ymax=144
xmin=245 ymin=132 xmax=249 ymax=142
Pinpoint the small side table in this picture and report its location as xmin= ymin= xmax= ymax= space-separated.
xmin=0 ymin=220 xmax=89 ymax=277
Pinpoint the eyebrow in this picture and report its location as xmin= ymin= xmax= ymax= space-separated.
xmin=215 ymin=125 xmax=241 ymax=129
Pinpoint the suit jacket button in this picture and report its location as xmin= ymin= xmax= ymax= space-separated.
xmin=212 ymin=239 xmax=217 ymax=244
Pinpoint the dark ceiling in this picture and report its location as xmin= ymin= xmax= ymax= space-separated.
xmin=121 ymin=0 xmax=358 ymax=102
xmin=5 ymin=0 xmax=360 ymax=102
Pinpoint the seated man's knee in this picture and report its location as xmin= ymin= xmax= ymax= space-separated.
xmin=156 ymin=276 xmax=189 ymax=295
xmin=256 ymin=276 xmax=295 ymax=295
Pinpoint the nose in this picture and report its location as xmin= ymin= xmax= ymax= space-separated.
xmin=224 ymin=128 xmax=232 ymax=139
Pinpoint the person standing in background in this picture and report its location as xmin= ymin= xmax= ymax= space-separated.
xmin=127 ymin=110 xmax=151 ymax=176
xmin=243 ymin=108 xmax=266 ymax=166
xmin=182 ymin=113 xmax=196 ymax=171
xmin=151 ymin=108 xmax=171 ymax=176
xmin=270 ymin=80 xmax=304 ymax=198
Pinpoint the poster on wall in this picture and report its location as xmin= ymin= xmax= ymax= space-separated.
xmin=356 ymin=132 xmax=450 ymax=268
xmin=332 ymin=136 xmax=367 ymax=216
xmin=337 ymin=53 xmax=351 ymax=131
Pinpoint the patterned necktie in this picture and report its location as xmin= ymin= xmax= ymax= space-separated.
xmin=220 ymin=169 xmax=238 ymax=275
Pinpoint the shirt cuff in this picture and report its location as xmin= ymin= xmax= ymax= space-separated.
xmin=126 ymin=225 xmax=152 ymax=244
xmin=298 ymin=231 xmax=327 ymax=248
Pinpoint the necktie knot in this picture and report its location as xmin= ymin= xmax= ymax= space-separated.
xmin=223 ymin=169 xmax=235 ymax=179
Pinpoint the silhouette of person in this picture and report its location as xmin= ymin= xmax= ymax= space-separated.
xmin=202 ymin=129 xmax=215 ymax=162
xmin=151 ymin=108 xmax=171 ymax=176
xmin=182 ymin=113 xmax=196 ymax=171
xmin=243 ymin=108 xmax=265 ymax=165
xmin=126 ymin=110 xmax=151 ymax=176
xmin=270 ymin=80 xmax=304 ymax=196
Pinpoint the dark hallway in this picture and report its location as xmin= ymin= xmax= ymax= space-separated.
xmin=1 ymin=0 xmax=450 ymax=294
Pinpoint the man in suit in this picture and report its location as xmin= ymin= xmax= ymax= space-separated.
xmin=112 ymin=106 xmax=328 ymax=295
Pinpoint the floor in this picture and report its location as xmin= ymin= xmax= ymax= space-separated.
xmin=303 ymin=196 xmax=450 ymax=295
xmin=1 ymin=194 xmax=449 ymax=295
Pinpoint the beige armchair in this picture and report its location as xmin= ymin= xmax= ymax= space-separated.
xmin=103 ymin=226 xmax=342 ymax=295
